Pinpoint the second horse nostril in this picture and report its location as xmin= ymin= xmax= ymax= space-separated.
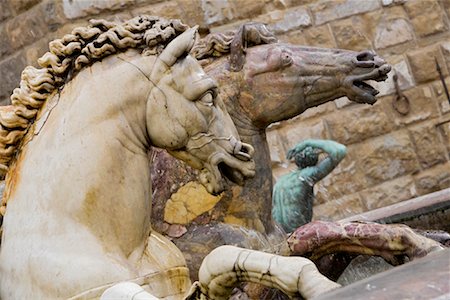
xmin=356 ymin=51 xmax=375 ymax=62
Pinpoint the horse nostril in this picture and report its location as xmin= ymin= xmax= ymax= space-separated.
xmin=356 ymin=51 xmax=375 ymax=62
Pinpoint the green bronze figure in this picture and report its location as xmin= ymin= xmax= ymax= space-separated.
xmin=272 ymin=139 xmax=347 ymax=233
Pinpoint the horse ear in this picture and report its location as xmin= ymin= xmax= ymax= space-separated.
xmin=150 ymin=26 xmax=198 ymax=82
xmin=158 ymin=26 xmax=198 ymax=67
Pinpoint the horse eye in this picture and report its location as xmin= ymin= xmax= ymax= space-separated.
xmin=200 ymin=90 xmax=216 ymax=106
xmin=281 ymin=53 xmax=293 ymax=67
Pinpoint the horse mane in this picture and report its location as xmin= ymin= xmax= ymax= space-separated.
xmin=192 ymin=22 xmax=277 ymax=61
xmin=0 ymin=16 xmax=188 ymax=183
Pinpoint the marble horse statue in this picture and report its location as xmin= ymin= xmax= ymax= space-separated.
xmin=0 ymin=16 xmax=343 ymax=300
xmin=150 ymin=22 xmax=392 ymax=275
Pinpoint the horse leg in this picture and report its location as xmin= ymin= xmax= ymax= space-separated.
xmin=186 ymin=245 xmax=340 ymax=300
xmin=101 ymin=282 xmax=160 ymax=300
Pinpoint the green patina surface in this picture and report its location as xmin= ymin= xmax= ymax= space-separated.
xmin=272 ymin=139 xmax=347 ymax=233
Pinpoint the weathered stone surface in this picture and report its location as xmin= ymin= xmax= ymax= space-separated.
xmin=278 ymin=29 xmax=307 ymax=45
xmin=441 ymin=41 xmax=450 ymax=76
xmin=279 ymin=119 xmax=328 ymax=151
xmin=409 ymin=122 xmax=447 ymax=169
xmin=40 ymin=0 xmax=67 ymax=32
xmin=313 ymin=193 xmax=364 ymax=221
xmin=407 ymin=46 xmax=448 ymax=83
xmin=266 ymin=7 xmax=312 ymax=34
xmin=334 ymin=96 xmax=352 ymax=109
xmin=414 ymin=162 xmax=450 ymax=196
xmin=311 ymin=0 xmax=380 ymax=26
xmin=361 ymin=176 xmax=416 ymax=210
xmin=358 ymin=131 xmax=419 ymax=186
xmin=388 ymin=86 xmax=440 ymax=126
xmin=331 ymin=18 xmax=371 ymax=51
xmin=229 ymin=0 xmax=264 ymax=20
xmin=0 ymin=52 xmax=27 ymax=104
xmin=6 ymin=10 xmax=46 ymax=50
xmin=164 ymin=182 xmax=222 ymax=225
xmin=131 ymin=1 xmax=182 ymax=20
xmin=315 ymin=148 xmax=367 ymax=204
xmin=0 ymin=0 xmax=12 ymax=22
xmin=299 ymin=102 xmax=335 ymax=121
xmin=0 ymin=25 xmax=12 ymax=60
xmin=381 ymin=0 xmax=406 ymax=6
xmin=62 ymin=0 xmax=134 ymax=19
xmin=175 ymin=0 xmax=205 ymax=28
xmin=302 ymin=24 xmax=336 ymax=48
xmin=437 ymin=121 xmax=450 ymax=157
xmin=7 ymin=0 xmax=40 ymax=15
xmin=432 ymin=77 xmax=450 ymax=114
xmin=404 ymin=0 xmax=447 ymax=37
xmin=374 ymin=18 xmax=413 ymax=49
xmin=326 ymin=103 xmax=393 ymax=145
xmin=266 ymin=129 xmax=285 ymax=165
xmin=201 ymin=0 xmax=234 ymax=26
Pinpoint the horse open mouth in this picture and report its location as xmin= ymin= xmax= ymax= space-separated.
xmin=200 ymin=152 xmax=255 ymax=195
xmin=350 ymin=64 xmax=391 ymax=104
xmin=218 ymin=162 xmax=245 ymax=185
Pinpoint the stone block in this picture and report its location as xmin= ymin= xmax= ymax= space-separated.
xmin=302 ymin=24 xmax=336 ymax=48
xmin=228 ymin=0 xmax=264 ymax=20
xmin=409 ymin=122 xmax=447 ymax=169
xmin=358 ymin=131 xmax=420 ymax=186
xmin=278 ymin=29 xmax=307 ymax=46
xmin=0 ymin=24 xmax=12 ymax=60
xmin=407 ymin=46 xmax=448 ymax=84
xmin=62 ymin=0 xmax=134 ymax=19
xmin=331 ymin=18 xmax=371 ymax=51
xmin=7 ymin=0 xmax=40 ymax=15
xmin=298 ymin=101 xmax=335 ymax=120
xmin=388 ymin=86 xmax=440 ymax=126
xmin=6 ymin=10 xmax=46 ymax=50
xmin=315 ymin=148 xmax=367 ymax=204
xmin=404 ymin=0 xmax=448 ymax=37
xmin=360 ymin=176 xmax=416 ymax=211
xmin=437 ymin=121 xmax=450 ymax=156
xmin=267 ymin=7 xmax=312 ymax=34
xmin=434 ymin=79 xmax=450 ymax=114
xmin=279 ymin=119 xmax=328 ymax=151
xmin=381 ymin=0 xmax=406 ymax=6
xmin=374 ymin=18 xmax=414 ymax=50
xmin=201 ymin=0 xmax=234 ymax=26
xmin=42 ymin=0 xmax=69 ymax=32
xmin=0 ymin=51 xmax=27 ymax=103
xmin=175 ymin=0 xmax=205 ymax=28
xmin=414 ymin=162 xmax=450 ymax=196
xmin=266 ymin=129 xmax=286 ymax=165
xmin=311 ymin=0 xmax=380 ymax=26
xmin=334 ymin=96 xmax=352 ymax=109
xmin=441 ymin=42 xmax=450 ymax=76
xmin=312 ymin=193 xmax=364 ymax=221
xmin=0 ymin=0 xmax=12 ymax=22
xmin=131 ymin=1 xmax=183 ymax=21
xmin=325 ymin=102 xmax=393 ymax=145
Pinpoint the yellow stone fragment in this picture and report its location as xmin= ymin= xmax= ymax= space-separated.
xmin=164 ymin=182 xmax=222 ymax=224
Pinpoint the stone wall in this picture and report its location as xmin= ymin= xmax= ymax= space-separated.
xmin=0 ymin=0 xmax=449 ymax=221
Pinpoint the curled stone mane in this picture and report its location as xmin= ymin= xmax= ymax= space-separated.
xmin=0 ymin=15 xmax=188 ymax=215
xmin=191 ymin=22 xmax=277 ymax=61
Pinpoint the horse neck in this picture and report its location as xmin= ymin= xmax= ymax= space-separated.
xmin=4 ymin=54 xmax=155 ymax=254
